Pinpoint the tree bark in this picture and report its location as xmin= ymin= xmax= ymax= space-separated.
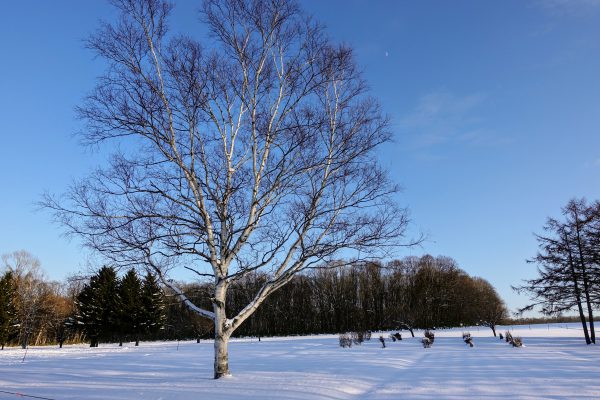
xmin=214 ymin=332 xmax=230 ymax=379
xmin=21 ymin=332 xmax=28 ymax=349
xmin=581 ymin=275 xmax=595 ymax=344
xmin=213 ymin=281 xmax=231 ymax=379
xmin=574 ymin=219 xmax=595 ymax=344
xmin=491 ymin=325 xmax=497 ymax=337
xmin=567 ymin=244 xmax=591 ymax=345
xmin=575 ymin=297 xmax=590 ymax=345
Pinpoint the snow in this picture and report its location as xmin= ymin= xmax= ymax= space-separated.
xmin=1 ymin=324 xmax=599 ymax=399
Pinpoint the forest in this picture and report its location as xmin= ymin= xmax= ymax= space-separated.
xmin=0 ymin=252 xmax=506 ymax=348
xmin=6 ymin=198 xmax=599 ymax=350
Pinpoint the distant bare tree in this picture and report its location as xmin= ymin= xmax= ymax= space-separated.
xmin=1 ymin=251 xmax=50 ymax=348
xmin=43 ymin=0 xmax=415 ymax=378
xmin=562 ymin=199 xmax=596 ymax=343
xmin=471 ymin=277 xmax=508 ymax=337
xmin=515 ymin=198 xmax=600 ymax=344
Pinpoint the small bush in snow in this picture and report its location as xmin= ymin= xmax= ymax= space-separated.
xmin=353 ymin=331 xmax=364 ymax=345
xmin=503 ymin=331 xmax=523 ymax=347
xmin=421 ymin=337 xmax=432 ymax=348
xmin=462 ymin=332 xmax=474 ymax=347
xmin=340 ymin=331 xmax=371 ymax=347
xmin=339 ymin=333 xmax=352 ymax=348
xmin=424 ymin=330 xmax=435 ymax=344
xmin=499 ymin=333 xmax=504 ymax=340
xmin=392 ymin=332 xmax=402 ymax=341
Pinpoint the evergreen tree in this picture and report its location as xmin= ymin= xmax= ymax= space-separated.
xmin=76 ymin=266 xmax=120 ymax=347
xmin=118 ymin=269 xmax=143 ymax=346
xmin=140 ymin=272 xmax=165 ymax=341
xmin=0 ymin=271 xmax=17 ymax=349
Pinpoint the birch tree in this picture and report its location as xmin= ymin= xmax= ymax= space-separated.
xmin=44 ymin=0 xmax=414 ymax=378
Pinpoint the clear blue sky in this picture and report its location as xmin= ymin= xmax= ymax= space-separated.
xmin=1 ymin=0 xmax=599 ymax=314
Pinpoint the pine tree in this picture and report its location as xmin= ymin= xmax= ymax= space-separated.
xmin=140 ymin=272 xmax=165 ymax=341
xmin=118 ymin=269 xmax=143 ymax=346
xmin=76 ymin=283 xmax=100 ymax=347
xmin=0 ymin=271 xmax=17 ymax=349
xmin=76 ymin=266 xmax=120 ymax=347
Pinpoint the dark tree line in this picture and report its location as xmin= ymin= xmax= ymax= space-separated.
xmin=172 ymin=255 xmax=507 ymax=339
xmin=516 ymin=198 xmax=600 ymax=344
xmin=75 ymin=266 xmax=166 ymax=347
xmin=1 ymin=253 xmax=506 ymax=348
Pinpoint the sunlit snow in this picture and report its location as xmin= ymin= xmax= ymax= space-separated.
xmin=1 ymin=324 xmax=599 ymax=399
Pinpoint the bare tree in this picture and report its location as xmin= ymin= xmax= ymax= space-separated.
xmin=471 ymin=277 xmax=508 ymax=337
xmin=1 ymin=251 xmax=50 ymax=348
xmin=563 ymin=199 xmax=596 ymax=343
xmin=43 ymin=0 xmax=415 ymax=378
xmin=515 ymin=199 xmax=600 ymax=345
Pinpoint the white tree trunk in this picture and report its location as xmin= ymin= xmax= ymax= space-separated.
xmin=213 ymin=282 xmax=231 ymax=379
xmin=213 ymin=329 xmax=230 ymax=379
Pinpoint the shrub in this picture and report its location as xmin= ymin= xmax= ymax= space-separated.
xmin=424 ymin=330 xmax=435 ymax=344
xmin=421 ymin=337 xmax=432 ymax=348
xmin=463 ymin=332 xmax=474 ymax=347
xmin=340 ymin=331 xmax=371 ymax=347
xmin=339 ymin=333 xmax=352 ymax=348
xmin=511 ymin=337 xmax=523 ymax=347
xmin=353 ymin=331 xmax=364 ymax=345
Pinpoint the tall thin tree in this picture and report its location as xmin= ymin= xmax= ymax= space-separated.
xmin=515 ymin=200 xmax=600 ymax=345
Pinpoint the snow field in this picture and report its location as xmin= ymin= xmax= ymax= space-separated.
xmin=1 ymin=324 xmax=599 ymax=400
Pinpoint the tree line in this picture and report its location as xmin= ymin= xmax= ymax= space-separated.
xmin=0 ymin=253 xmax=166 ymax=349
xmin=176 ymin=254 xmax=507 ymax=339
xmin=516 ymin=198 xmax=600 ymax=344
xmin=1 ymin=251 xmax=507 ymax=348
xmin=75 ymin=266 xmax=165 ymax=347
xmin=0 ymin=251 xmax=77 ymax=349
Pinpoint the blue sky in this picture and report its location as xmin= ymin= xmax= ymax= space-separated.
xmin=1 ymin=0 xmax=600 ymax=313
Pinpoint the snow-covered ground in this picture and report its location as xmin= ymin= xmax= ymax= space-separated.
xmin=1 ymin=324 xmax=599 ymax=399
